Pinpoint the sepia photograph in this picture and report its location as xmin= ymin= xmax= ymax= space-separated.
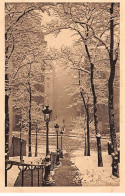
xmin=1 ymin=0 xmax=124 ymax=192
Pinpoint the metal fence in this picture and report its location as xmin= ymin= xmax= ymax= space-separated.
xmin=5 ymin=151 xmax=61 ymax=187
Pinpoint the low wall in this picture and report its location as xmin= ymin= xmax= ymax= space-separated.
xmin=9 ymin=136 xmax=26 ymax=157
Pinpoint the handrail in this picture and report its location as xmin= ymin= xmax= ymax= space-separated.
xmin=5 ymin=150 xmax=62 ymax=187
xmin=5 ymin=160 xmax=45 ymax=167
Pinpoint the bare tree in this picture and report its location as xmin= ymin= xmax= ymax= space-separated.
xmin=42 ymin=2 xmax=120 ymax=171
xmin=42 ymin=3 xmax=104 ymax=166
xmin=60 ymin=46 xmax=91 ymax=156
xmin=108 ymin=3 xmax=120 ymax=177
xmin=5 ymin=3 xmax=46 ymax=158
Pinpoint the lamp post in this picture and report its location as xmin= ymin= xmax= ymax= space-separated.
xmin=60 ymin=119 xmax=65 ymax=158
xmin=54 ymin=124 xmax=59 ymax=151
xmin=42 ymin=106 xmax=52 ymax=186
xmin=42 ymin=106 xmax=52 ymax=157
xmin=54 ymin=123 xmax=60 ymax=165
xmin=60 ymin=130 xmax=63 ymax=158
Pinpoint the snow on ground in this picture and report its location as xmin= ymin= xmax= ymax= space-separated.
xmin=8 ymin=156 xmax=45 ymax=187
xmin=71 ymin=150 xmax=120 ymax=186
xmin=8 ymin=148 xmax=67 ymax=186
xmin=7 ymin=165 xmax=19 ymax=187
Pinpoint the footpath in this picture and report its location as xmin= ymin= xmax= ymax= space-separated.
xmin=13 ymin=152 xmax=82 ymax=187
xmin=51 ymin=153 xmax=82 ymax=186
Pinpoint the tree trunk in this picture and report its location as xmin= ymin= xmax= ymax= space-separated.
xmin=91 ymin=63 xmax=103 ymax=167
xmin=79 ymin=69 xmax=90 ymax=156
xmin=28 ymin=87 xmax=32 ymax=157
xmin=81 ymin=92 xmax=90 ymax=156
xmin=84 ymin=132 xmax=87 ymax=156
xmin=109 ymin=3 xmax=117 ymax=153
xmin=35 ymin=123 xmax=38 ymax=157
xmin=80 ymin=92 xmax=90 ymax=156
xmin=108 ymin=75 xmax=117 ymax=152
xmin=108 ymin=3 xmax=119 ymax=177
xmin=5 ymin=93 xmax=9 ymax=160
xmin=5 ymin=35 xmax=10 ymax=161
xmin=83 ymin=40 xmax=103 ymax=165
xmin=86 ymin=104 xmax=90 ymax=156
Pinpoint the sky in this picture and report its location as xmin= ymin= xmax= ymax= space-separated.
xmin=41 ymin=11 xmax=79 ymax=49
xmin=40 ymin=12 xmax=80 ymax=122
xmin=45 ymin=29 xmax=78 ymax=49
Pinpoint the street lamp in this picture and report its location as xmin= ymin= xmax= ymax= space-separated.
xmin=54 ymin=124 xmax=59 ymax=151
xmin=42 ymin=106 xmax=52 ymax=156
xmin=60 ymin=119 xmax=65 ymax=158
xmin=60 ymin=130 xmax=63 ymax=158
xmin=54 ymin=123 xmax=60 ymax=165
xmin=18 ymin=110 xmax=23 ymax=161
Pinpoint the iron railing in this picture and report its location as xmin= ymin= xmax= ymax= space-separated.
xmin=5 ymin=151 xmax=62 ymax=187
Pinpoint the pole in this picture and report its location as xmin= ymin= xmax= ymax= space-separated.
xmin=46 ymin=122 xmax=49 ymax=156
xmin=5 ymin=163 xmax=7 ymax=187
xmin=61 ymin=134 xmax=62 ymax=151
xmin=21 ymin=168 xmax=24 ymax=186
xmin=35 ymin=123 xmax=38 ymax=157
xmin=60 ymin=133 xmax=63 ymax=158
xmin=20 ymin=122 xmax=22 ymax=162
xmin=57 ymin=131 xmax=58 ymax=151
